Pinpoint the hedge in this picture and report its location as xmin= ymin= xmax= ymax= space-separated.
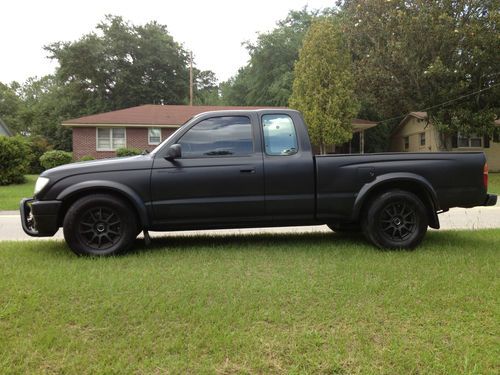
xmin=116 ymin=147 xmax=142 ymax=157
xmin=79 ymin=155 xmax=95 ymax=161
xmin=0 ymin=136 xmax=30 ymax=185
xmin=39 ymin=150 xmax=73 ymax=170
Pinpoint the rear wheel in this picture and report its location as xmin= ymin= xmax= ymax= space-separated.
xmin=63 ymin=194 xmax=137 ymax=256
xmin=362 ymin=189 xmax=428 ymax=249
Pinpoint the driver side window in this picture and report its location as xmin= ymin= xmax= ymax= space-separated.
xmin=178 ymin=116 xmax=253 ymax=158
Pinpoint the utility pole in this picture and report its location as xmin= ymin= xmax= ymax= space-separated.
xmin=189 ymin=51 xmax=193 ymax=106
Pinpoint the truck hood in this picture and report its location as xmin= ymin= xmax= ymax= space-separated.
xmin=40 ymin=155 xmax=154 ymax=179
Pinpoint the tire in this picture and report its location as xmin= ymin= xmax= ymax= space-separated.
xmin=63 ymin=194 xmax=138 ymax=256
xmin=361 ymin=189 xmax=428 ymax=250
xmin=327 ymin=222 xmax=361 ymax=233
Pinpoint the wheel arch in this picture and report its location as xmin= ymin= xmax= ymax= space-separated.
xmin=56 ymin=181 xmax=149 ymax=228
xmin=352 ymin=173 xmax=440 ymax=229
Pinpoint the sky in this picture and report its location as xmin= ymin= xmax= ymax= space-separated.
xmin=0 ymin=0 xmax=334 ymax=85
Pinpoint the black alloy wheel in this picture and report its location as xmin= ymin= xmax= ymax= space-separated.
xmin=362 ymin=189 xmax=428 ymax=249
xmin=378 ymin=200 xmax=417 ymax=242
xmin=63 ymin=194 xmax=137 ymax=256
xmin=77 ymin=207 xmax=122 ymax=250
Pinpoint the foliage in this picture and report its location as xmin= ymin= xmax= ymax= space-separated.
xmin=26 ymin=135 xmax=53 ymax=174
xmin=0 ymin=82 xmax=23 ymax=134
xmin=78 ymin=155 xmax=95 ymax=161
xmin=0 ymin=16 xmax=217 ymax=151
xmin=290 ymin=18 xmax=359 ymax=153
xmin=193 ymin=69 xmax=221 ymax=105
xmin=45 ymin=16 xmax=190 ymax=110
xmin=221 ymin=8 xmax=325 ymax=106
xmin=0 ymin=136 xmax=30 ymax=185
xmin=0 ymin=230 xmax=499 ymax=373
xmin=341 ymin=0 xmax=500 ymax=140
xmin=115 ymin=147 xmax=142 ymax=157
xmin=0 ymin=175 xmax=38 ymax=209
xmin=39 ymin=150 xmax=73 ymax=170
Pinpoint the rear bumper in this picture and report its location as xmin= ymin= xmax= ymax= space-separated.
xmin=484 ymin=194 xmax=497 ymax=206
xmin=20 ymin=198 xmax=62 ymax=237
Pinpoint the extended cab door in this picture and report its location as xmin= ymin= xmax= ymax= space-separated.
xmin=150 ymin=114 xmax=265 ymax=225
xmin=260 ymin=112 xmax=316 ymax=221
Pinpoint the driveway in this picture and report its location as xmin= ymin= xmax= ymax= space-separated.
xmin=1 ymin=204 xmax=500 ymax=241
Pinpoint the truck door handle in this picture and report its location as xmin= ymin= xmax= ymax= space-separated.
xmin=240 ymin=169 xmax=255 ymax=174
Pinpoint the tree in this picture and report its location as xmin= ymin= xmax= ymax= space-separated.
xmin=193 ymin=69 xmax=220 ymax=105
xmin=0 ymin=82 xmax=23 ymax=133
xmin=45 ymin=15 xmax=190 ymax=111
xmin=341 ymin=0 xmax=500 ymax=147
xmin=289 ymin=18 xmax=359 ymax=154
xmin=221 ymin=8 xmax=325 ymax=106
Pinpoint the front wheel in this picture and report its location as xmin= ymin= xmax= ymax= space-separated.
xmin=362 ymin=190 xmax=428 ymax=249
xmin=63 ymin=194 xmax=137 ymax=256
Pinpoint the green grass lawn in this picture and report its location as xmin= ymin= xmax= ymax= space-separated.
xmin=0 ymin=175 xmax=37 ymax=211
xmin=0 ymin=230 xmax=498 ymax=374
xmin=489 ymin=172 xmax=500 ymax=195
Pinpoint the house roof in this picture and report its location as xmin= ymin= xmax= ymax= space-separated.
xmin=62 ymin=104 xmax=274 ymax=127
xmin=391 ymin=111 xmax=429 ymax=136
xmin=62 ymin=104 xmax=379 ymax=129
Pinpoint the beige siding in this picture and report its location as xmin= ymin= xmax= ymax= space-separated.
xmin=485 ymin=142 xmax=500 ymax=172
xmin=391 ymin=117 xmax=440 ymax=152
xmin=392 ymin=115 xmax=500 ymax=171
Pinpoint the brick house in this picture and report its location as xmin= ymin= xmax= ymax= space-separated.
xmin=63 ymin=104 xmax=379 ymax=159
xmin=63 ymin=105 xmax=265 ymax=160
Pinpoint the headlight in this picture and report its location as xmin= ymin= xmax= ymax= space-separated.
xmin=34 ymin=177 xmax=50 ymax=195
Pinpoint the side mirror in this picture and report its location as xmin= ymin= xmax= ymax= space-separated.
xmin=165 ymin=144 xmax=182 ymax=161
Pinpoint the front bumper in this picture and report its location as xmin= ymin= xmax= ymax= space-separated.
xmin=484 ymin=194 xmax=497 ymax=206
xmin=20 ymin=198 xmax=62 ymax=237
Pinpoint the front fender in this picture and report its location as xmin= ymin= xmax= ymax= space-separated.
xmin=351 ymin=172 xmax=440 ymax=227
xmin=56 ymin=180 xmax=150 ymax=227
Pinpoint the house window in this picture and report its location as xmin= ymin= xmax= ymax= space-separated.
xmin=96 ymin=128 xmax=126 ymax=151
xmin=148 ymin=128 xmax=161 ymax=145
xmin=458 ymin=133 xmax=482 ymax=148
xmin=404 ymin=136 xmax=409 ymax=150
xmin=420 ymin=132 xmax=426 ymax=146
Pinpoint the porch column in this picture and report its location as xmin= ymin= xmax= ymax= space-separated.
xmin=359 ymin=130 xmax=365 ymax=154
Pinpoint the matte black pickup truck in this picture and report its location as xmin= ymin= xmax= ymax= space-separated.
xmin=21 ymin=109 xmax=497 ymax=255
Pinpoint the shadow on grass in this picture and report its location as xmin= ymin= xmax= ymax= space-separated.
xmin=126 ymin=229 xmax=494 ymax=257
xmin=16 ymin=229 xmax=497 ymax=259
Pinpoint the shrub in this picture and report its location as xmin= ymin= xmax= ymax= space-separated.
xmin=0 ymin=136 xmax=30 ymax=185
xmin=27 ymin=136 xmax=53 ymax=174
xmin=39 ymin=150 xmax=73 ymax=170
xmin=116 ymin=147 xmax=142 ymax=157
xmin=79 ymin=155 xmax=95 ymax=161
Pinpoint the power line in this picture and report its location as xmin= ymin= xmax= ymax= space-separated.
xmin=377 ymin=81 xmax=500 ymax=124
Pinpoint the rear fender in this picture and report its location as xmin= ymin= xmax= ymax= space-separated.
xmin=352 ymin=173 xmax=440 ymax=229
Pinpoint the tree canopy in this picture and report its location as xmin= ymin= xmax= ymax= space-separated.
xmin=341 ymin=0 xmax=500 ymax=148
xmin=0 ymin=15 xmax=217 ymax=150
xmin=221 ymin=8 xmax=327 ymax=106
xmin=290 ymin=18 xmax=359 ymax=153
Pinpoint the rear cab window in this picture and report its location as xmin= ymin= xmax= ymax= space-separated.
xmin=262 ymin=114 xmax=298 ymax=156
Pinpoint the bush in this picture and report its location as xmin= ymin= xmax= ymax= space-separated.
xmin=39 ymin=150 xmax=73 ymax=170
xmin=27 ymin=136 xmax=53 ymax=174
xmin=116 ymin=147 xmax=142 ymax=157
xmin=0 ymin=136 xmax=30 ymax=185
xmin=79 ymin=155 xmax=95 ymax=161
